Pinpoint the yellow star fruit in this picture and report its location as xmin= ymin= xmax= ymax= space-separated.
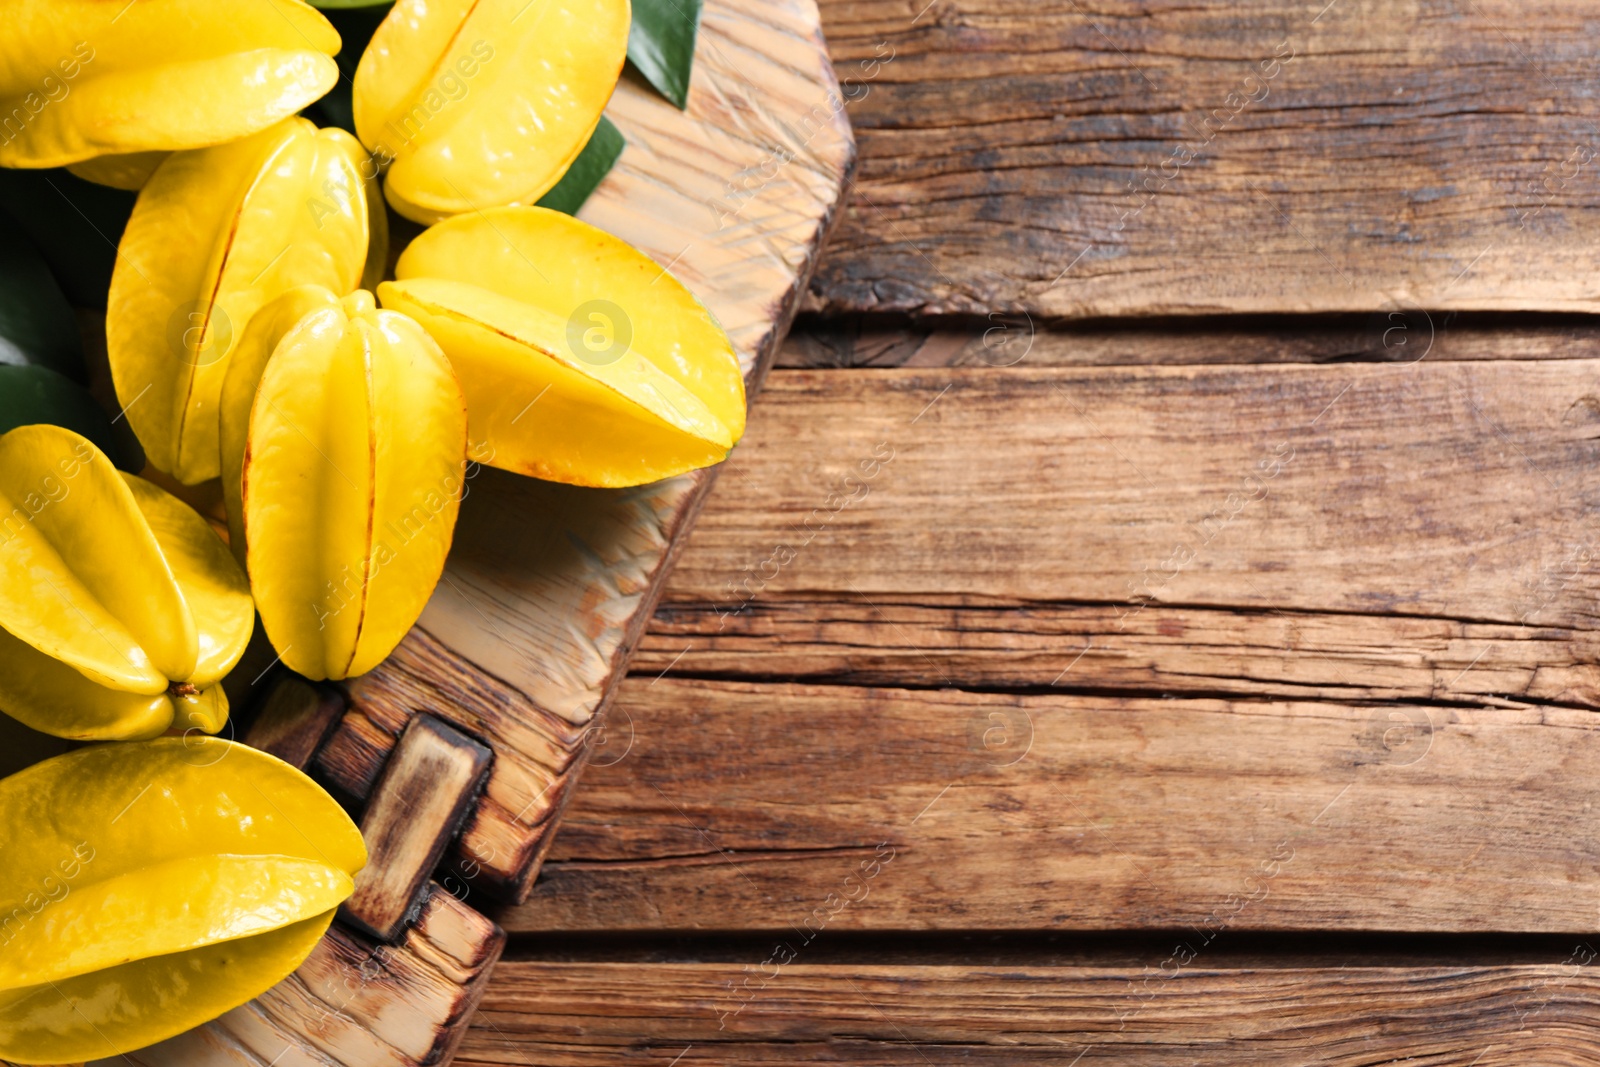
xmin=0 ymin=1 xmax=340 ymax=180
xmin=0 ymin=424 xmax=252 ymax=741
xmin=352 ymin=0 xmax=631 ymax=223
xmin=108 ymin=117 xmax=384 ymax=485
xmin=377 ymin=206 xmax=746 ymax=487
xmin=0 ymin=737 xmax=367 ymax=1064
xmin=227 ymin=288 xmax=468 ymax=681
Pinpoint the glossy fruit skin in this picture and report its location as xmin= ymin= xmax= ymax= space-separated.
xmin=218 ymin=284 xmax=343 ymax=567
xmin=352 ymin=0 xmax=630 ymax=223
xmin=378 ymin=206 xmax=746 ymax=487
xmin=107 ymin=117 xmax=383 ymax=485
xmin=0 ymin=737 xmax=366 ymax=1064
xmin=241 ymin=290 xmax=468 ymax=681
xmin=0 ymin=1 xmax=339 ymax=175
xmin=0 ymin=424 xmax=251 ymax=740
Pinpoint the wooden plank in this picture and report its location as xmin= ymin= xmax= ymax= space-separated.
xmin=658 ymin=362 xmax=1600 ymax=629
xmin=638 ymin=349 xmax=1600 ymax=701
xmin=809 ymin=0 xmax=1600 ymax=318
xmin=775 ymin=318 xmax=1600 ymax=369
xmin=459 ymin=958 xmax=1600 ymax=1065
xmin=342 ymin=717 xmax=493 ymax=942
xmin=507 ymin=679 xmax=1600 ymax=932
xmin=99 ymin=885 xmax=504 ymax=1067
xmin=331 ymin=0 xmax=857 ymax=905
xmin=636 ymin=598 xmax=1600 ymax=707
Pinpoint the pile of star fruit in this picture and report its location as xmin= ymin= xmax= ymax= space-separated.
xmin=0 ymin=1 xmax=742 ymax=1062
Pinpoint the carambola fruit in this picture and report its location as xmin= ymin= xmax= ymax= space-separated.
xmin=0 ymin=424 xmax=252 ymax=740
xmin=0 ymin=1 xmax=340 ymax=181
xmin=0 ymin=737 xmax=367 ymax=1064
xmin=108 ymin=117 xmax=384 ymax=485
xmin=226 ymin=288 xmax=468 ymax=681
xmin=352 ymin=0 xmax=631 ymax=223
xmin=378 ymin=206 xmax=746 ymax=487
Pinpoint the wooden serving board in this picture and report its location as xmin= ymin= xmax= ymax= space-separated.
xmin=78 ymin=1 xmax=855 ymax=1064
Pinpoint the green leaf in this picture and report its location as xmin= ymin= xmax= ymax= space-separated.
xmin=302 ymin=5 xmax=392 ymax=135
xmin=0 ymin=365 xmax=143 ymax=472
xmin=535 ymin=116 xmax=626 ymax=215
xmin=0 ymin=168 xmax=136 ymax=310
xmin=628 ymin=0 xmax=703 ymax=110
xmin=0 ymin=213 xmax=85 ymax=382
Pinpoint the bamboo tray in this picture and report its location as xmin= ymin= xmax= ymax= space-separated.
xmin=73 ymin=0 xmax=855 ymax=1062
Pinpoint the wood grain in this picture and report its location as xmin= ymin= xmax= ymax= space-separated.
xmin=637 ymin=597 xmax=1600 ymax=707
xmin=659 ymin=362 xmax=1600 ymax=629
xmin=459 ymin=958 xmax=1600 ymax=1065
xmin=333 ymin=0 xmax=857 ymax=904
xmin=493 ymin=357 xmax=1600 ymax=933
xmin=808 ymin=0 xmax=1600 ymax=318
xmin=775 ymin=316 xmax=1600 ymax=369
xmin=342 ymin=717 xmax=493 ymax=942
xmin=509 ymin=679 xmax=1600 ymax=932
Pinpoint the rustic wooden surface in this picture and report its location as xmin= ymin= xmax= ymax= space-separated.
xmin=493 ymin=358 xmax=1600 ymax=935
xmin=514 ymin=682 xmax=1600 ymax=931
xmin=646 ymin=361 xmax=1600 ymax=626
xmin=805 ymin=0 xmax=1600 ymax=318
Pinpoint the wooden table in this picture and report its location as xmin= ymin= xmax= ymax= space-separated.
xmin=458 ymin=1 xmax=1600 ymax=1061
